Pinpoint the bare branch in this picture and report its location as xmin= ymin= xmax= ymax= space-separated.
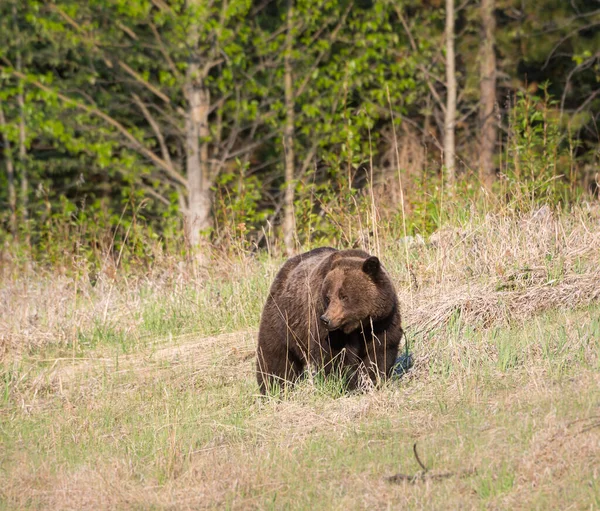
xmin=222 ymin=131 xmax=279 ymax=161
xmin=149 ymin=21 xmax=181 ymax=79
xmin=532 ymin=9 xmax=600 ymax=37
xmin=394 ymin=5 xmax=447 ymax=113
xmin=4 ymin=67 xmax=187 ymax=188
xmin=50 ymin=4 xmax=171 ymax=104
xmin=387 ymin=442 xmax=476 ymax=484
xmin=200 ymin=58 xmax=225 ymax=80
xmin=49 ymin=3 xmax=83 ymax=33
xmin=413 ymin=443 xmax=428 ymax=472
xmin=571 ymin=89 xmax=600 ymax=121
xmin=560 ymin=52 xmax=600 ymax=118
xmin=543 ymin=21 xmax=600 ymax=69
xmin=116 ymin=21 xmax=138 ymax=41
xmin=132 ymin=93 xmax=175 ymax=172
xmin=143 ymin=185 xmax=171 ymax=206
xmin=151 ymin=0 xmax=172 ymax=13
xmin=371 ymin=102 xmax=444 ymax=152
xmin=457 ymin=0 xmax=471 ymax=12
xmin=117 ymin=61 xmax=171 ymax=104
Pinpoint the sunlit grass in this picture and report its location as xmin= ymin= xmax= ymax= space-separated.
xmin=1 ymin=206 xmax=599 ymax=509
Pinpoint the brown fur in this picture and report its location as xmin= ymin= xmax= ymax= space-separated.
xmin=256 ymin=247 xmax=403 ymax=394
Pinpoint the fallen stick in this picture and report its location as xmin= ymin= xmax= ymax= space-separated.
xmin=386 ymin=442 xmax=477 ymax=484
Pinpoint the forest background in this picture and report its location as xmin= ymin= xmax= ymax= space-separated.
xmin=0 ymin=0 xmax=598 ymax=266
xmin=2 ymin=2 xmax=600 ymax=508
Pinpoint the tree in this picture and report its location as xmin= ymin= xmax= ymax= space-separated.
xmin=0 ymin=1 xmax=33 ymax=236
xmin=2 ymin=0 xmax=597 ymax=254
xmin=282 ymin=0 xmax=296 ymax=256
xmin=0 ymin=100 xmax=17 ymax=234
xmin=444 ymin=0 xmax=457 ymax=186
xmin=184 ymin=0 xmax=215 ymax=248
xmin=479 ymin=0 xmax=497 ymax=192
xmin=2 ymin=0 xmax=264 ymax=249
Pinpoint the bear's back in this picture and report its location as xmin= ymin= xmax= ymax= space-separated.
xmin=269 ymin=247 xmax=337 ymax=300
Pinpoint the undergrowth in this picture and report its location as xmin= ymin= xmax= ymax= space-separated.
xmin=1 ymin=198 xmax=599 ymax=361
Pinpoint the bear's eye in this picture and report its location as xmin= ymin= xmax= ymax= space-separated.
xmin=339 ymin=294 xmax=348 ymax=302
xmin=324 ymin=296 xmax=330 ymax=306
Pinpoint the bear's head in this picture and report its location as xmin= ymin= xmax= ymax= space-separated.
xmin=320 ymin=253 xmax=394 ymax=334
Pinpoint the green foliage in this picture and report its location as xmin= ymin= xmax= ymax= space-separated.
xmin=0 ymin=0 xmax=598 ymax=262
xmin=502 ymin=85 xmax=577 ymax=208
xmin=213 ymin=160 xmax=271 ymax=252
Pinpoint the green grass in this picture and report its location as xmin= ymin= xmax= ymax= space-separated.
xmin=1 ymin=207 xmax=600 ymax=509
xmin=137 ymin=273 xmax=271 ymax=340
xmin=1 ymin=303 xmax=599 ymax=509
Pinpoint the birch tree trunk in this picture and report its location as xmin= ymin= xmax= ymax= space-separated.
xmin=282 ymin=0 xmax=296 ymax=256
xmin=479 ymin=0 xmax=497 ymax=192
xmin=444 ymin=0 xmax=456 ymax=186
xmin=184 ymin=0 xmax=212 ymax=249
xmin=185 ymin=73 xmax=212 ymax=248
xmin=0 ymin=101 xmax=17 ymax=234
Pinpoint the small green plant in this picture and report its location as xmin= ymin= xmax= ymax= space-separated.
xmin=307 ymin=365 xmax=353 ymax=399
xmin=496 ymin=332 xmax=521 ymax=372
xmin=77 ymin=320 xmax=128 ymax=352
xmin=475 ymin=463 xmax=516 ymax=499
xmin=213 ymin=160 xmax=271 ymax=254
xmin=502 ymin=84 xmax=578 ymax=209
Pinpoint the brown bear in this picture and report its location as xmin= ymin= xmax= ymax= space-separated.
xmin=256 ymin=247 xmax=403 ymax=394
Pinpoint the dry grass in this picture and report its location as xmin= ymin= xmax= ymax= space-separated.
xmin=406 ymin=269 xmax=600 ymax=336
xmin=395 ymin=204 xmax=600 ymax=326
xmin=0 ymin=254 xmax=270 ymax=360
xmin=1 ymin=205 xmax=600 ymax=509
xmin=1 ymin=308 xmax=599 ymax=509
xmin=2 ymin=203 xmax=599 ymax=360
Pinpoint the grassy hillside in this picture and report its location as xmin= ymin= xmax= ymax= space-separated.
xmin=1 ymin=205 xmax=599 ymax=509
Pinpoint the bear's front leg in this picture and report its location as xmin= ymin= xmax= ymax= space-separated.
xmin=328 ymin=343 xmax=363 ymax=390
xmin=256 ymin=337 xmax=305 ymax=395
xmin=360 ymin=331 xmax=400 ymax=386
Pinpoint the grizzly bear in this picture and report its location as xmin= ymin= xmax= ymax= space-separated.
xmin=256 ymin=247 xmax=403 ymax=394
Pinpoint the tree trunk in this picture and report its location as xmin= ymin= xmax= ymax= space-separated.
xmin=0 ymin=101 xmax=17 ymax=234
xmin=283 ymin=0 xmax=296 ymax=256
xmin=185 ymin=76 xmax=212 ymax=248
xmin=444 ymin=0 xmax=456 ymax=186
xmin=16 ymin=43 xmax=28 ymax=227
xmin=184 ymin=0 xmax=212 ymax=249
xmin=479 ymin=0 xmax=497 ymax=192
xmin=17 ymin=87 xmax=28 ymax=222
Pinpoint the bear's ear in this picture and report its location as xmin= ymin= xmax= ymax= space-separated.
xmin=362 ymin=256 xmax=380 ymax=277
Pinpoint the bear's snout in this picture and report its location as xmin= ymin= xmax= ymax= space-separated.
xmin=320 ymin=313 xmax=340 ymax=330
xmin=321 ymin=312 xmax=343 ymax=331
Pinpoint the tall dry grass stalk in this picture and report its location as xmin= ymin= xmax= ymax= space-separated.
xmin=1 ymin=200 xmax=598 ymax=361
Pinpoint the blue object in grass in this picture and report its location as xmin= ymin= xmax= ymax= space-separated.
xmin=392 ymin=352 xmax=414 ymax=378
